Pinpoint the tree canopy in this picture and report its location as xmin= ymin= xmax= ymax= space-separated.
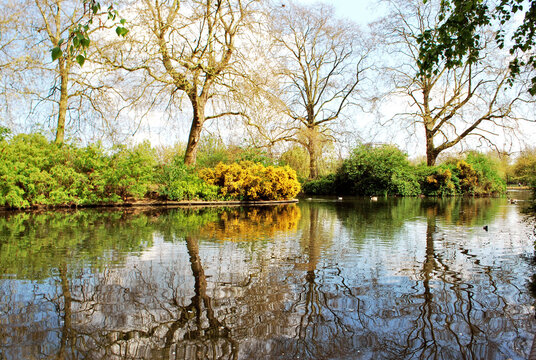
xmin=418 ymin=0 xmax=536 ymax=95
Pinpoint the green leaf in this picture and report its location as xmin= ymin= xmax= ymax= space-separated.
xmin=51 ymin=47 xmax=63 ymax=61
xmin=91 ymin=3 xmax=100 ymax=14
xmin=75 ymin=55 xmax=86 ymax=67
xmin=115 ymin=27 xmax=129 ymax=37
xmin=120 ymin=18 xmax=126 ymax=25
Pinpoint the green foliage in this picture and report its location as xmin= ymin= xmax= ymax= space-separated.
xmin=509 ymin=147 xmax=536 ymax=186
xmin=157 ymin=158 xmax=220 ymax=201
xmin=279 ymin=144 xmax=341 ymax=181
xmin=51 ymin=1 xmax=128 ymax=67
xmin=417 ymin=165 xmax=456 ymax=196
xmin=0 ymin=127 xmax=11 ymax=141
xmin=456 ymin=160 xmax=480 ymax=194
xmin=102 ymin=141 xmax=157 ymax=200
xmin=0 ymin=134 xmax=157 ymax=208
xmin=280 ymin=146 xmax=310 ymax=180
xmin=200 ymin=161 xmax=301 ymax=201
xmin=464 ymin=152 xmax=506 ymax=194
xmin=418 ymin=154 xmax=505 ymax=196
xmin=195 ymin=135 xmax=277 ymax=168
xmin=233 ymin=147 xmax=276 ymax=167
xmin=418 ymin=0 xmax=536 ymax=94
xmin=337 ymin=144 xmax=420 ymax=196
xmin=195 ymin=136 xmax=231 ymax=168
xmin=300 ymin=145 xmax=505 ymax=197
xmin=302 ymin=174 xmax=338 ymax=195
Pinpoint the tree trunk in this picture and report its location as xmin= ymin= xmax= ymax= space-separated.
xmin=306 ymin=128 xmax=319 ymax=180
xmin=55 ymin=59 xmax=69 ymax=144
xmin=308 ymin=146 xmax=318 ymax=180
xmin=184 ymin=96 xmax=205 ymax=166
xmin=425 ymin=127 xmax=438 ymax=166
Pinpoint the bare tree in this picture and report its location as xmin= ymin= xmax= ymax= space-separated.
xmin=0 ymin=0 xmax=34 ymax=130
xmin=98 ymin=0 xmax=258 ymax=165
xmin=5 ymin=0 xmax=124 ymax=144
xmin=377 ymin=0 xmax=535 ymax=166
xmin=264 ymin=2 xmax=369 ymax=179
xmin=31 ymin=0 xmax=90 ymax=143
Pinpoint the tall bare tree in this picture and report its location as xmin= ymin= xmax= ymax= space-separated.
xmin=377 ymin=0 xmax=534 ymax=166
xmin=266 ymin=2 xmax=369 ymax=179
xmin=11 ymin=0 xmax=123 ymax=144
xmin=99 ymin=0 xmax=258 ymax=165
xmin=0 ymin=0 xmax=34 ymax=130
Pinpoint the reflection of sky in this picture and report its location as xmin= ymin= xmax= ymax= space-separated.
xmin=1 ymin=199 xmax=535 ymax=359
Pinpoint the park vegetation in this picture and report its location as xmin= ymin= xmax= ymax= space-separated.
xmin=0 ymin=133 xmax=300 ymax=208
xmin=1 ymin=0 xmax=536 ymax=208
xmin=302 ymin=144 xmax=518 ymax=197
xmin=3 ymin=130 xmax=536 ymax=210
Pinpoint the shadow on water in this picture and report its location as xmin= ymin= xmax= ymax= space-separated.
xmin=0 ymin=196 xmax=535 ymax=359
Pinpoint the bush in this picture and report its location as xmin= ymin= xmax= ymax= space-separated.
xmin=302 ymin=174 xmax=338 ymax=195
xmin=157 ymin=159 xmax=220 ymax=201
xmin=442 ymin=153 xmax=506 ymax=196
xmin=195 ymin=135 xmax=277 ymax=168
xmin=336 ymin=144 xmax=420 ymax=196
xmin=508 ymin=147 xmax=536 ymax=186
xmin=465 ymin=152 xmax=506 ymax=194
xmin=417 ymin=165 xmax=456 ymax=196
xmin=99 ymin=141 xmax=157 ymax=200
xmin=0 ymin=134 xmax=158 ymax=208
xmin=199 ymin=161 xmax=301 ymax=201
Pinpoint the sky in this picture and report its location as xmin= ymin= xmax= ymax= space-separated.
xmin=296 ymin=0 xmax=386 ymax=25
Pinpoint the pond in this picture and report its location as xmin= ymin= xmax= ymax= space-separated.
xmin=1 ymin=195 xmax=535 ymax=359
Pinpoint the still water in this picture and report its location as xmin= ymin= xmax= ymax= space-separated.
xmin=1 ymin=196 xmax=535 ymax=359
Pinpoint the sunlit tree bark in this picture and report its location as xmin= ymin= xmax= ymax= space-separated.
xmin=33 ymin=0 xmax=84 ymax=143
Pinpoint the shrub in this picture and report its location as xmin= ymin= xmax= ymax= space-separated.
xmin=302 ymin=174 xmax=338 ymax=195
xmin=0 ymin=135 xmax=159 ymax=208
xmin=101 ymin=142 xmax=157 ymax=200
xmin=199 ymin=161 xmax=301 ymax=201
xmin=0 ymin=126 xmax=10 ymax=141
xmin=157 ymin=159 xmax=220 ymax=201
xmin=447 ymin=153 xmax=506 ymax=195
xmin=337 ymin=144 xmax=420 ymax=196
xmin=417 ymin=165 xmax=456 ymax=196
xmin=456 ymin=160 xmax=480 ymax=194
xmin=509 ymin=147 xmax=536 ymax=186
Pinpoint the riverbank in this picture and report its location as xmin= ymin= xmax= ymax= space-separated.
xmin=0 ymin=198 xmax=300 ymax=213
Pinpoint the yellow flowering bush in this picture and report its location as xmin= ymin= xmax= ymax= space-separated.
xmin=456 ymin=160 xmax=479 ymax=194
xmin=199 ymin=161 xmax=301 ymax=200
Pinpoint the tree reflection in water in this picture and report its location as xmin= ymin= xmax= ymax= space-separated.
xmin=1 ymin=199 xmax=536 ymax=359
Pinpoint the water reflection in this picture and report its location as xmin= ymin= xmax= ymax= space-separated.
xmin=0 ymin=197 xmax=535 ymax=359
